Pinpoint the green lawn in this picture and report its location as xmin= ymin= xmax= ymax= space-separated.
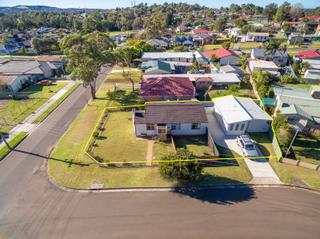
xmin=0 ymin=132 xmax=27 ymax=160
xmin=106 ymin=70 xmax=142 ymax=84
xmin=33 ymin=83 xmax=80 ymax=123
xmin=270 ymin=158 xmax=320 ymax=189
xmin=203 ymin=44 xmax=223 ymax=50
xmin=291 ymin=134 xmax=320 ymax=165
xmin=209 ymin=81 xmax=256 ymax=99
xmin=92 ymin=111 xmax=148 ymax=163
xmin=250 ymin=133 xmax=276 ymax=157
xmin=0 ymin=82 xmax=67 ymax=131
xmin=237 ymin=42 xmax=262 ymax=49
xmin=311 ymin=41 xmax=320 ymax=48
xmin=174 ymin=136 xmax=213 ymax=157
xmin=153 ymin=140 xmax=175 ymax=161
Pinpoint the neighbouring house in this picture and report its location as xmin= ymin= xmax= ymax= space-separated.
xmin=274 ymin=86 xmax=320 ymax=129
xmin=219 ymin=65 xmax=244 ymax=77
xmin=301 ymin=16 xmax=320 ymax=34
xmin=146 ymin=39 xmax=169 ymax=48
xmin=141 ymin=51 xmax=206 ymax=64
xmin=251 ymin=48 xmax=289 ymax=67
xmin=297 ymin=50 xmax=320 ymax=60
xmin=110 ymin=33 xmax=128 ymax=44
xmin=143 ymin=73 xmax=240 ymax=88
xmin=248 ymin=60 xmax=279 ymax=76
xmin=134 ymin=102 xmax=208 ymax=138
xmin=228 ymin=27 xmax=241 ymax=37
xmin=140 ymin=76 xmax=195 ymax=101
xmin=176 ymin=25 xmax=189 ymax=33
xmin=191 ymin=29 xmax=212 ymax=36
xmin=244 ymin=32 xmax=270 ymax=42
xmin=192 ymin=34 xmax=214 ymax=46
xmin=142 ymin=60 xmax=173 ymax=75
xmin=285 ymin=21 xmax=305 ymax=33
xmin=214 ymin=96 xmax=272 ymax=136
xmin=303 ymin=59 xmax=320 ymax=80
xmin=0 ymin=75 xmax=26 ymax=93
xmin=194 ymin=77 xmax=213 ymax=90
xmin=0 ymin=59 xmax=54 ymax=93
xmin=202 ymin=48 xmax=240 ymax=65
xmin=287 ymin=33 xmax=305 ymax=45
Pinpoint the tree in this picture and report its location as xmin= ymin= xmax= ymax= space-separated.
xmin=159 ymin=149 xmax=203 ymax=182
xmin=146 ymin=12 xmax=168 ymax=39
xmin=289 ymin=3 xmax=304 ymax=20
xmin=113 ymin=47 xmax=137 ymax=91
xmin=263 ymin=40 xmax=287 ymax=56
xmin=210 ymin=17 xmax=227 ymax=32
xmin=274 ymin=2 xmax=291 ymax=25
xmin=222 ymin=41 xmax=231 ymax=49
xmin=239 ymin=54 xmax=249 ymax=70
xmin=211 ymin=54 xmax=218 ymax=63
xmin=60 ymin=32 xmax=114 ymax=99
xmin=252 ymin=70 xmax=272 ymax=97
xmin=234 ymin=18 xmax=247 ymax=28
xmin=228 ymin=84 xmax=240 ymax=94
xmin=272 ymin=114 xmax=294 ymax=151
xmin=32 ymin=37 xmax=60 ymax=54
xmin=263 ymin=3 xmax=278 ymax=22
xmin=191 ymin=60 xmax=201 ymax=72
xmin=279 ymin=74 xmax=294 ymax=84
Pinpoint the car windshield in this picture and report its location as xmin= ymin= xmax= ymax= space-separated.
xmin=245 ymin=144 xmax=255 ymax=150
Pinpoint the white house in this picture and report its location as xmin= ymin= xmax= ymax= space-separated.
xmin=251 ymin=48 xmax=289 ymax=67
xmin=141 ymin=52 xmax=206 ymax=64
xmin=214 ymin=96 xmax=272 ymax=136
xmin=134 ymin=102 xmax=208 ymax=138
xmin=248 ymin=60 xmax=279 ymax=76
xmin=244 ymin=32 xmax=270 ymax=42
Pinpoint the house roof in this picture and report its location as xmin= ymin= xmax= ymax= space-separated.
xmin=34 ymin=55 xmax=65 ymax=62
xmin=192 ymin=29 xmax=211 ymax=34
xmin=252 ymin=48 xmax=288 ymax=58
xmin=202 ymin=48 xmax=238 ymax=60
xmin=220 ymin=65 xmax=243 ymax=75
xmin=144 ymin=61 xmax=172 ymax=74
xmin=142 ymin=51 xmax=204 ymax=61
xmin=0 ymin=60 xmax=44 ymax=75
xmin=297 ymin=50 xmax=320 ymax=59
xmin=214 ymin=96 xmax=271 ymax=124
xmin=287 ymin=21 xmax=304 ymax=25
xmin=196 ymin=77 xmax=213 ymax=82
xmin=249 ymin=60 xmax=278 ymax=70
xmin=0 ymin=75 xmax=18 ymax=85
xmin=248 ymin=32 xmax=269 ymax=37
xmin=139 ymin=102 xmax=208 ymax=124
xmin=146 ymin=39 xmax=169 ymax=47
xmin=140 ymin=76 xmax=195 ymax=98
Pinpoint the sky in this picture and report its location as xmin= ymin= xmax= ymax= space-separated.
xmin=0 ymin=0 xmax=319 ymax=9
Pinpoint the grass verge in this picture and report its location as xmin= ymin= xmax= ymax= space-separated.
xmin=0 ymin=132 xmax=27 ymax=160
xmin=33 ymin=83 xmax=80 ymax=123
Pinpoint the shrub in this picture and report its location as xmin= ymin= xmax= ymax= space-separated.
xmin=159 ymin=149 xmax=203 ymax=182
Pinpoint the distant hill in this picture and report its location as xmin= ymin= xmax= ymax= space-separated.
xmin=0 ymin=5 xmax=102 ymax=13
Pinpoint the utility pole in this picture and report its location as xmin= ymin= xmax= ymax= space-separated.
xmin=0 ymin=134 xmax=11 ymax=149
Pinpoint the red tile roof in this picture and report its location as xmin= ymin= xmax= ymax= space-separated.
xmin=140 ymin=77 xmax=195 ymax=98
xmin=0 ymin=75 xmax=18 ymax=85
xmin=196 ymin=77 xmax=213 ymax=82
xmin=304 ymin=16 xmax=320 ymax=21
xmin=192 ymin=29 xmax=211 ymax=34
xmin=202 ymin=48 xmax=238 ymax=60
xmin=297 ymin=50 xmax=320 ymax=59
xmin=287 ymin=21 xmax=304 ymax=25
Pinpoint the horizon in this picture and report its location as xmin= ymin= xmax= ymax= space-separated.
xmin=1 ymin=0 xmax=319 ymax=9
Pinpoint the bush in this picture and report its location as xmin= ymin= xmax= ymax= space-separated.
xmin=272 ymin=114 xmax=295 ymax=151
xmin=159 ymin=149 xmax=203 ymax=182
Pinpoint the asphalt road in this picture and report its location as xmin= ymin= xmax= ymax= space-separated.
xmin=0 ymin=66 xmax=320 ymax=239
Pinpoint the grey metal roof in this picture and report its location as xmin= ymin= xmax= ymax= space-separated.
xmin=135 ymin=102 xmax=208 ymax=124
xmin=0 ymin=60 xmax=43 ymax=75
xmin=236 ymin=97 xmax=272 ymax=121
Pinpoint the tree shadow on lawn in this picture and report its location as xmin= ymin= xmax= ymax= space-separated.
xmin=172 ymin=175 xmax=255 ymax=205
xmin=106 ymin=90 xmax=143 ymax=105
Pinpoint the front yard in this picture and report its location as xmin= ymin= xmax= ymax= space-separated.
xmin=291 ymin=134 xmax=320 ymax=165
xmin=174 ymin=135 xmax=213 ymax=157
xmin=106 ymin=67 xmax=142 ymax=84
xmin=48 ymin=77 xmax=253 ymax=189
xmin=0 ymin=82 xmax=67 ymax=132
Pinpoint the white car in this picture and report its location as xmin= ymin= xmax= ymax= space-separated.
xmin=236 ymin=135 xmax=259 ymax=157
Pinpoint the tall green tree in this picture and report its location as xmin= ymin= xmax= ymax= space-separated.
xmin=274 ymin=2 xmax=291 ymax=25
xmin=60 ymin=32 xmax=114 ymax=99
xmin=263 ymin=3 xmax=278 ymax=22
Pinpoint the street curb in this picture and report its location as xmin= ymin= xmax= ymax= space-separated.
xmin=0 ymin=133 xmax=28 ymax=163
xmin=46 ymin=170 xmax=320 ymax=195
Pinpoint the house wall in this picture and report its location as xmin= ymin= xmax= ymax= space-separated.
xmin=247 ymin=119 xmax=271 ymax=133
xmin=141 ymin=95 xmax=194 ymax=101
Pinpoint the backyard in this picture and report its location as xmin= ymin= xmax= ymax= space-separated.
xmin=106 ymin=67 xmax=142 ymax=84
xmin=0 ymin=82 xmax=67 ymax=132
xmin=209 ymin=80 xmax=256 ymax=99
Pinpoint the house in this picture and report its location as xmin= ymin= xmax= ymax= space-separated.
xmin=302 ymin=59 xmax=320 ymax=80
xmin=244 ymin=32 xmax=270 ymax=42
xmin=0 ymin=75 xmax=26 ymax=93
xmin=251 ymin=48 xmax=289 ymax=67
xmin=214 ymin=96 xmax=272 ymax=136
xmin=191 ymin=29 xmax=212 ymax=36
xmin=248 ymin=60 xmax=279 ymax=76
xmin=142 ymin=60 xmax=173 ymax=75
xmin=274 ymin=86 xmax=320 ymax=129
xmin=194 ymin=77 xmax=213 ymax=90
xmin=285 ymin=21 xmax=305 ymax=33
xmin=287 ymin=33 xmax=305 ymax=45
xmin=141 ymin=51 xmax=206 ymax=64
xmin=228 ymin=28 xmax=241 ymax=37
xmin=192 ymin=34 xmax=214 ymax=46
xmin=297 ymin=50 xmax=320 ymax=60
xmin=146 ymin=39 xmax=169 ymax=48
xmin=219 ymin=65 xmax=244 ymax=77
xmin=134 ymin=102 xmax=208 ymax=137
xmin=202 ymin=48 xmax=239 ymax=65
xmin=176 ymin=25 xmax=189 ymax=33
xmin=140 ymin=76 xmax=195 ymax=101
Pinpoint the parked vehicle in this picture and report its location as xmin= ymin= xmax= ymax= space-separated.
xmin=37 ymin=80 xmax=54 ymax=86
xmin=236 ymin=135 xmax=259 ymax=157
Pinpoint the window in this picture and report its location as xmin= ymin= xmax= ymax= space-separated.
xmin=158 ymin=128 xmax=166 ymax=134
xmin=235 ymin=124 xmax=239 ymax=131
xmin=229 ymin=124 xmax=234 ymax=131
xmin=172 ymin=124 xmax=181 ymax=130
xmin=146 ymin=124 xmax=155 ymax=131
xmin=192 ymin=123 xmax=201 ymax=130
xmin=240 ymin=124 xmax=245 ymax=131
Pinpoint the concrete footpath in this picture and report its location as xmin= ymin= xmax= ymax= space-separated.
xmin=0 ymin=80 xmax=76 ymax=149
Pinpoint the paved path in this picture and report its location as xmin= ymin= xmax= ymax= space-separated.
xmin=146 ymin=139 xmax=154 ymax=166
xmin=0 ymin=80 xmax=76 ymax=149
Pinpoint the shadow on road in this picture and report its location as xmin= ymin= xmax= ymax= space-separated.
xmin=172 ymin=176 xmax=255 ymax=205
xmin=12 ymin=148 xmax=91 ymax=167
